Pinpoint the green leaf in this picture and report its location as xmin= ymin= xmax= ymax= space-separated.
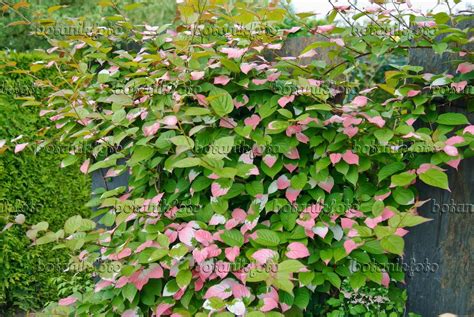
xmin=306 ymin=104 xmax=332 ymax=111
xmin=129 ymin=146 xmax=155 ymax=165
xmin=399 ymin=214 xmax=431 ymax=227
xmin=220 ymin=229 xmax=244 ymax=247
xmin=273 ymin=275 xmax=294 ymax=294
xmin=436 ymin=113 xmax=469 ymax=125
xmin=254 ymin=229 xmax=280 ymax=247
xmin=393 ymin=187 xmax=414 ymax=205
xmin=176 ymin=270 xmax=192 ymax=288
xmin=185 ymin=107 xmax=212 ymax=116
xmin=374 ymin=129 xmax=394 ymax=145
xmin=170 ymin=136 xmax=194 ymax=150
xmin=98 ymin=69 xmax=111 ymax=83
xmin=61 ymin=155 xmax=78 ymax=168
xmin=220 ymin=58 xmax=241 ymax=73
xmin=419 ymin=169 xmax=449 ymax=190
xmin=326 ymin=272 xmax=341 ymax=289
xmin=278 ymin=260 xmax=305 ymax=273
xmin=349 ymin=272 xmax=366 ymax=290
xmin=380 ymin=235 xmax=405 ymax=255
xmin=64 ymin=215 xmax=82 ymax=234
xmin=208 ymin=87 xmax=233 ymax=117
xmin=378 ymin=162 xmax=405 ymax=182
xmin=391 ymin=172 xmax=416 ymax=187
xmin=35 ymin=232 xmax=56 ymax=245
xmin=122 ymin=283 xmax=137 ymax=302
xmin=207 ymin=136 xmax=234 ymax=159
xmin=173 ymin=157 xmax=201 ymax=168
xmin=293 ymin=288 xmax=311 ymax=309
xmin=291 ymin=173 xmax=307 ymax=190
xmin=32 ymin=221 xmax=49 ymax=232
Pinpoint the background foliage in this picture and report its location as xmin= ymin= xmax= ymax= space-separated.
xmin=0 ymin=0 xmax=473 ymax=316
xmin=0 ymin=52 xmax=91 ymax=315
xmin=0 ymin=0 xmax=177 ymax=51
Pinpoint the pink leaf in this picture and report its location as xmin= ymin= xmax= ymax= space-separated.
xmin=277 ymin=175 xmax=290 ymax=190
xmin=296 ymin=132 xmax=309 ymax=143
xmin=463 ymin=125 xmax=474 ymax=135
xmin=446 ymin=136 xmax=464 ymax=146
xmin=252 ymin=249 xmax=277 ymax=265
xmin=407 ymin=90 xmax=421 ymax=97
xmin=457 ymin=62 xmax=474 ymax=74
xmin=122 ymin=309 xmax=138 ymax=317
xmin=178 ymin=226 xmax=195 ymax=246
xmin=14 ymin=143 xmax=28 ymax=153
xmin=143 ymin=122 xmax=160 ymax=137
xmin=381 ymin=272 xmax=390 ymax=288
xmin=343 ymin=239 xmax=358 ymax=254
xmin=220 ymin=47 xmax=247 ymax=59
xmin=192 ymin=248 xmax=208 ymax=264
xmin=451 ymin=81 xmax=467 ymax=93
xmin=284 ymin=163 xmax=298 ymax=173
xmin=252 ymin=78 xmax=267 ymax=85
xmin=204 ymin=283 xmax=232 ymax=299
xmin=285 ymin=188 xmax=301 ymax=203
xmin=299 ymin=49 xmax=317 ymax=58
xmin=244 ymin=114 xmax=261 ymax=130
xmin=225 ymin=246 xmax=240 ymax=261
xmin=190 ymin=71 xmax=205 ymax=80
xmin=343 ymin=126 xmax=358 ymax=138
xmin=146 ymin=264 xmax=164 ymax=279
xmin=352 ymin=96 xmax=368 ymax=107
xmin=330 ymin=38 xmax=345 ymax=47
xmin=278 ymin=95 xmax=295 ymax=108
xmin=319 ymin=177 xmax=334 ymax=193
xmin=261 ymin=298 xmax=279 ymax=312
xmin=109 ymin=248 xmax=132 ymax=260
xmin=80 ymin=159 xmax=90 ymax=174
xmin=364 ymin=216 xmax=383 ymax=229
xmin=313 ymin=226 xmax=329 ymax=239
xmin=220 ymin=118 xmax=237 ymax=129
xmin=286 ymin=242 xmax=310 ymax=259
xmin=211 ymin=182 xmax=229 ymax=198
xmin=240 ymin=63 xmax=254 ymax=74
xmin=156 ymin=303 xmax=173 ymax=317
xmin=395 ymin=228 xmax=409 ymax=237
xmin=366 ymin=115 xmax=386 ymax=128
xmin=162 ymin=115 xmax=178 ymax=126
xmin=285 ymin=26 xmax=301 ymax=34
xmin=417 ymin=21 xmax=436 ymax=27
xmin=214 ymin=75 xmax=231 ymax=85
xmin=443 ymin=145 xmax=458 ymax=156
xmin=316 ymin=24 xmax=335 ymax=34
xmin=341 ymin=218 xmax=356 ymax=229
xmin=285 ymin=148 xmax=300 ymax=160
xmin=95 ymin=280 xmax=113 ymax=293
xmin=195 ymin=229 xmax=213 ymax=246
xmin=263 ymin=155 xmax=277 ymax=168
xmin=375 ymin=191 xmax=391 ymax=201
xmin=330 ymin=153 xmax=342 ymax=165
xmin=58 ymin=296 xmax=77 ymax=306
xmin=447 ymin=158 xmax=461 ymax=170
xmin=342 ymin=150 xmax=359 ymax=165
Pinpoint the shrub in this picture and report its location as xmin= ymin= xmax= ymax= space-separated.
xmin=2 ymin=1 xmax=473 ymax=316
xmin=0 ymin=0 xmax=177 ymax=51
xmin=0 ymin=52 xmax=91 ymax=315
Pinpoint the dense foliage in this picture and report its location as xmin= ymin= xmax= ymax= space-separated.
xmin=1 ymin=0 xmax=473 ymax=316
xmin=0 ymin=0 xmax=176 ymax=51
xmin=0 ymin=52 xmax=91 ymax=315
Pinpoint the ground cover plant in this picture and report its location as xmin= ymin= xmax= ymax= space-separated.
xmin=1 ymin=0 xmax=473 ymax=316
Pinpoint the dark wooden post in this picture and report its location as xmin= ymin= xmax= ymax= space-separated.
xmin=405 ymin=17 xmax=474 ymax=317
